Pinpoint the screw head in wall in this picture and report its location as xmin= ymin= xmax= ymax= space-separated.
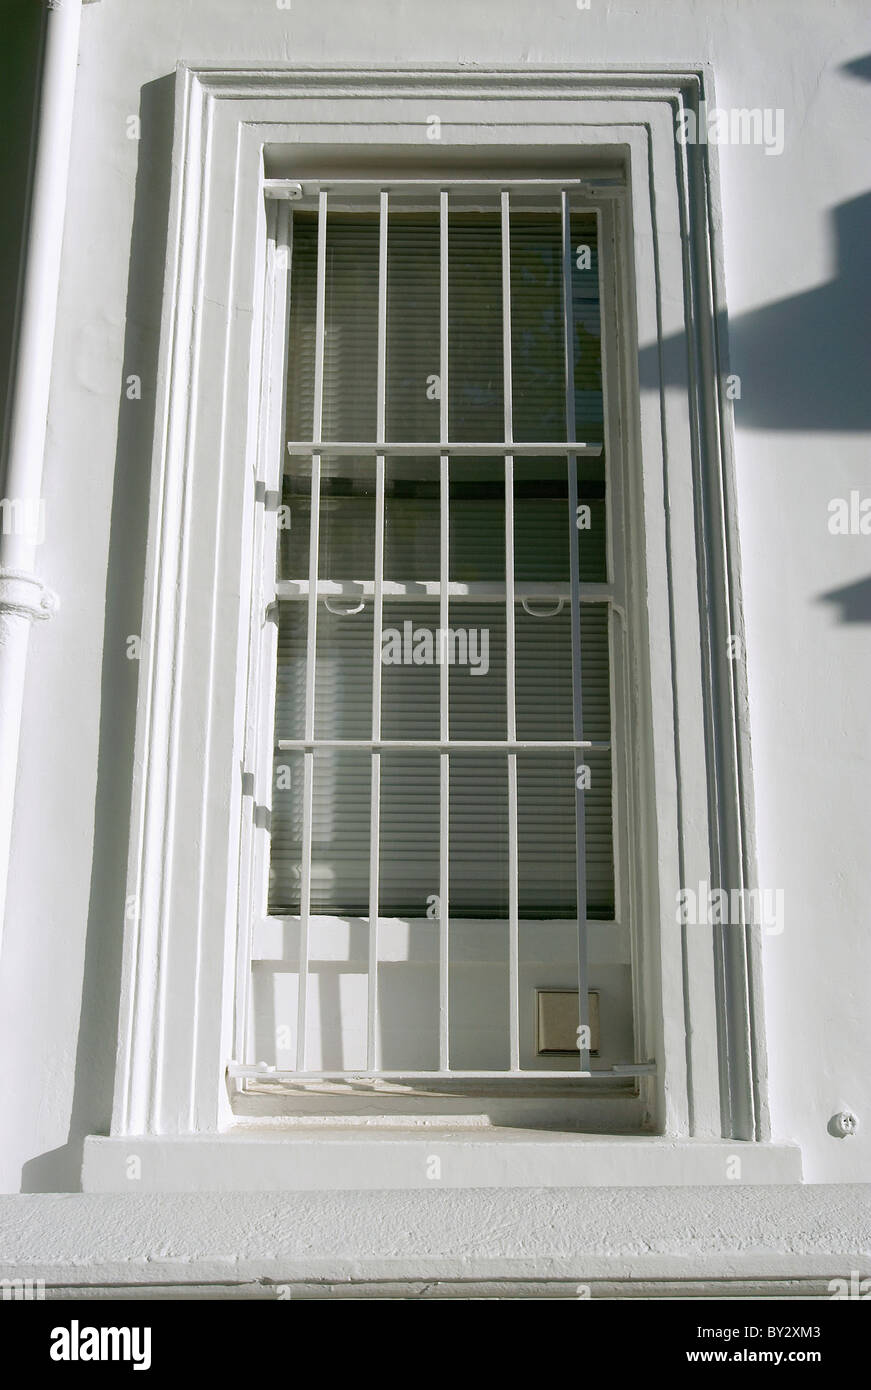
xmin=830 ymin=1110 xmax=859 ymax=1138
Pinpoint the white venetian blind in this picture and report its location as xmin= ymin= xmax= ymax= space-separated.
xmin=270 ymin=200 xmax=613 ymax=924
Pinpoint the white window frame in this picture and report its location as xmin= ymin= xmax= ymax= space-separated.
xmin=107 ymin=65 xmax=770 ymax=1153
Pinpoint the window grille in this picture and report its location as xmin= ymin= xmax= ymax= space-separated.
xmin=233 ymin=178 xmax=653 ymax=1086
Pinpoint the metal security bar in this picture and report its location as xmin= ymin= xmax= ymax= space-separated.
xmin=244 ymin=178 xmax=649 ymax=1087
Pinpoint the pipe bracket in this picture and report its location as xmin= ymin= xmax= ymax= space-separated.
xmin=0 ymin=568 xmax=59 ymax=622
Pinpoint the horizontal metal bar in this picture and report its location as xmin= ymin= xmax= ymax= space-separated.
xmin=265 ymin=177 xmax=624 ymax=194
xmin=275 ymin=580 xmax=617 ymax=602
xmin=286 ymin=441 xmax=603 ymax=456
xmin=276 ymin=739 xmax=610 ymax=752
xmin=229 ymin=1064 xmax=656 ymax=1081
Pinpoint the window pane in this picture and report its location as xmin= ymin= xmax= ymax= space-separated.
xmin=570 ymin=210 xmax=604 ymax=446
xmin=448 ymin=209 xmax=503 ymax=441
xmin=448 ymin=752 xmax=509 ymax=917
xmin=310 ymin=750 xmax=371 ymax=913
xmin=449 ymin=753 xmax=510 ymax=1071
xmin=510 ymin=211 xmax=566 ymax=443
xmin=515 ymin=603 xmax=574 ymax=740
xmin=581 ymin=746 xmax=614 ymax=920
xmin=282 ymin=455 xmax=377 ymax=582
xmin=268 ymin=750 xmax=304 ymax=914
xmin=516 ymin=747 xmax=613 ymax=923
xmin=380 ymin=599 xmax=440 ymax=739
xmin=448 ymin=600 xmax=506 ymax=739
xmin=314 ymin=602 xmax=373 ymax=740
xmin=317 ymin=456 xmax=376 ymax=580
xmin=285 ymin=213 xmax=316 ymax=443
xmin=386 ymin=211 xmax=440 ymax=442
xmin=273 ymin=602 xmax=307 ymax=741
xmin=379 ymin=750 xmax=439 ymax=916
xmin=284 ymin=209 xmax=380 ymax=443
xmin=383 ymin=456 xmax=440 ymax=583
xmin=513 ymin=457 xmax=606 ymax=585
xmin=517 ymin=751 xmax=576 ymax=917
xmin=279 ymin=455 xmax=312 ymax=581
xmin=267 ymin=750 xmax=372 ymax=916
xmin=449 ymin=456 xmax=505 ymax=583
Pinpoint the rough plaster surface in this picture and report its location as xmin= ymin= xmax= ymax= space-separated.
xmin=1 ymin=1187 xmax=869 ymax=1290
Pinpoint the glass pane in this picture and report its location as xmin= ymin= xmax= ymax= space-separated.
xmin=570 ymin=210 xmax=604 ymax=446
xmin=513 ymin=457 xmax=606 ymax=585
xmin=449 ymin=752 xmax=510 ymax=1071
xmin=580 ymin=746 xmax=614 ymax=920
xmin=579 ymin=604 xmax=611 ymax=743
xmin=322 ymin=214 xmax=379 ymax=442
xmin=380 ymin=599 xmax=440 ymax=739
xmin=450 ymin=456 xmax=505 ymax=582
xmin=515 ymin=603 xmax=574 ymax=740
xmin=317 ymin=455 xmax=376 ymax=581
xmin=448 ymin=752 xmax=509 ymax=917
xmin=279 ymin=455 xmax=312 ymax=581
xmin=386 ymin=209 xmax=440 ymax=442
xmin=448 ymin=600 xmax=506 ymax=739
xmin=285 ymin=213 xmax=316 ymax=443
xmin=280 ymin=454 xmax=376 ymax=582
xmin=310 ymin=750 xmax=371 ymax=914
xmin=313 ymin=601 xmax=373 ymax=740
xmin=267 ymin=750 xmax=373 ymax=917
xmin=510 ymin=210 xmax=566 ymax=443
xmin=516 ymin=751 xmax=576 ymax=917
xmin=448 ymin=207 xmax=504 ymax=441
xmin=383 ymin=456 xmax=440 ymax=583
xmin=379 ymin=750 xmax=440 ymax=916
xmin=268 ymin=749 xmax=304 ymax=914
xmin=273 ymin=602 xmax=307 ymax=741
xmin=284 ymin=208 xmax=380 ymax=444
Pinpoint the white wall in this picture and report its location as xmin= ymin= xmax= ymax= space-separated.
xmin=1 ymin=0 xmax=869 ymax=1192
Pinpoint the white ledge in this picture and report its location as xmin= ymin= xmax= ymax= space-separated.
xmin=1 ymin=1186 xmax=867 ymax=1297
xmin=82 ymin=1132 xmax=801 ymax=1192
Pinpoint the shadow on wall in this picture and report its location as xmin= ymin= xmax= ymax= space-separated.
xmin=637 ymin=189 xmax=871 ymax=432
xmin=818 ymin=576 xmax=871 ymax=624
xmin=20 ymin=74 xmax=175 ymax=1193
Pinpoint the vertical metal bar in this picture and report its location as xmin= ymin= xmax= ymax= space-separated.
xmin=439 ymin=189 xmax=449 ymax=446
xmin=368 ymin=191 xmax=389 ymax=1071
xmin=296 ymin=750 xmax=314 ymax=1072
xmin=439 ymin=751 xmax=450 ymax=1071
xmin=438 ymin=192 xmax=450 ymax=1068
xmin=502 ymin=191 xmax=520 ymax=1070
xmin=376 ymin=190 xmax=388 ymax=443
xmin=439 ymin=453 xmax=450 ymax=1070
xmin=297 ymin=191 xmax=327 ymax=1072
xmin=561 ymin=190 xmax=590 ymax=1072
xmin=313 ymin=189 xmax=328 ymax=446
xmin=298 ymin=454 xmax=320 ymax=1071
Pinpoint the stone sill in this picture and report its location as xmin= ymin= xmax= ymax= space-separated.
xmin=1 ymin=1186 xmax=868 ymax=1297
xmin=81 ymin=1131 xmax=803 ymax=1191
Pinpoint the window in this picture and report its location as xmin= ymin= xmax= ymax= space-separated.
xmin=236 ymin=178 xmax=647 ymax=1088
xmin=109 ymin=70 xmax=768 ymax=1150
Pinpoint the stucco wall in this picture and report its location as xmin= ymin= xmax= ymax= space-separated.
xmin=0 ymin=0 xmax=869 ymax=1195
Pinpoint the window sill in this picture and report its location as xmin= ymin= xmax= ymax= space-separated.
xmin=81 ymin=1131 xmax=802 ymax=1192
xmin=6 ymin=1181 xmax=868 ymax=1299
